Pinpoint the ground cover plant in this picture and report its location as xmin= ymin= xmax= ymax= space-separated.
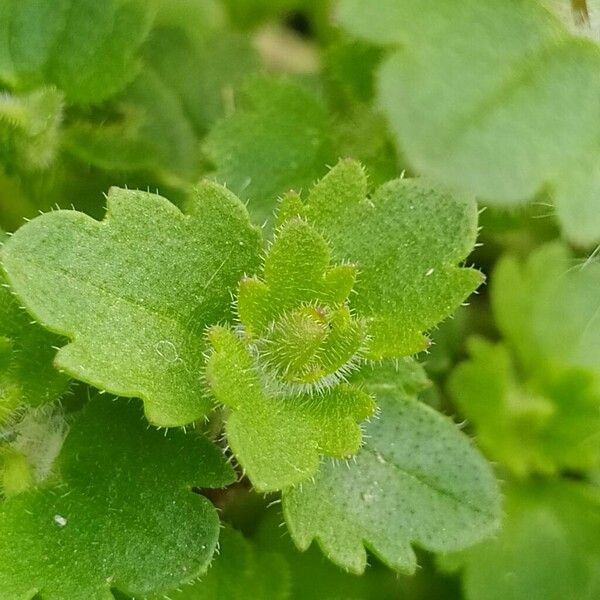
xmin=0 ymin=1 xmax=599 ymax=599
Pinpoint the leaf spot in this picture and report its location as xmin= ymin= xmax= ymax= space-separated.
xmin=154 ymin=340 xmax=179 ymax=364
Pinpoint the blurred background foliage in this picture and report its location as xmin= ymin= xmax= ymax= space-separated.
xmin=1 ymin=1 xmax=599 ymax=599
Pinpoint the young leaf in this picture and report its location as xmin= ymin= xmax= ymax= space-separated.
xmin=152 ymin=527 xmax=290 ymax=600
xmin=203 ymin=77 xmax=335 ymax=224
xmin=283 ymin=363 xmax=500 ymax=574
xmin=206 ymin=326 xmax=374 ymax=492
xmin=1 ymin=185 xmax=261 ymax=426
xmin=442 ymin=480 xmax=600 ymax=600
xmin=0 ymin=0 xmax=156 ymax=104
xmin=0 ymin=231 xmax=68 ymax=423
xmin=294 ymin=159 xmax=483 ymax=357
xmin=337 ymin=0 xmax=600 ymax=244
xmin=449 ymin=338 xmax=600 ymax=476
xmin=0 ymin=396 xmax=235 ymax=600
xmin=238 ymin=217 xmax=365 ymax=389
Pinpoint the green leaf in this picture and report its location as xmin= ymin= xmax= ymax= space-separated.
xmin=449 ymin=337 xmax=600 ymax=476
xmin=492 ymin=242 xmax=600 ymax=375
xmin=442 ymin=480 xmax=600 ymax=600
xmin=152 ymin=527 xmax=290 ymax=600
xmin=206 ymin=326 xmax=374 ymax=492
xmin=1 ymin=185 xmax=261 ymax=426
xmin=294 ymin=159 xmax=483 ymax=357
xmin=143 ymin=27 xmax=260 ymax=136
xmin=65 ymin=26 xmax=259 ymax=186
xmin=0 ymin=86 xmax=64 ymax=171
xmin=203 ymin=77 xmax=335 ymax=224
xmin=337 ymin=0 xmax=600 ymax=244
xmin=1 ymin=405 xmax=68 ymax=496
xmin=255 ymin=509 xmax=407 ymax=600
xmin=0 ymin=0 xmax=156 ymax=104
xmin=0 ymin=396 xmax=235 ymax=600
xmin=283 ymin=363 xmax=500 ymax=574
xmin=65 ymin=67 xmax=201 ymax=186
xmin=0 ymin=232 xmax=68 ymax=423
xmin=238 ymin=217 xmax=366 ymax=389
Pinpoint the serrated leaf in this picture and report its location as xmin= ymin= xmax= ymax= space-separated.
xmin=238 ymin=217 xmax=366 ymax=388
xmin=255 ymin=509 xmax=409 ymax=600
xmin=0 ymin=0 xmax=156 ymax=104
xmin=293 ymin=159 xmax=483 ymax=357
xmin=206 ymin=326 xmax=374 ymax=492
xmin=449 ymin=337 xmax=600 ymax=476
xmin=283 ymin=364 xmax=500 ymax=574
xmin=337 ymin=0 xmax=600 ymax=244
xmin=0 ymin=231 xmax=68 ymax=423
xmin=0 ymin=396 xmax=235 ymax=600
xmin=1 ymin=185 xmax=261 ymax=426
xmin=204 ymin=77 xmax=335 ymax=224
xmin=442 ymin=480 xmax=600 ymax=600
xmin=152 ymin=527 xmax=290 ymax=600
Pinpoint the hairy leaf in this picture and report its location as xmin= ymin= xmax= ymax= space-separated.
xmin=0 ymin=231 xmax=68 ymax=422
xmin=283 ymin=364 xmax=500 ymax=574
xmin=153 ymin=527 xmax=290 ymax=599
xmin=0 ymin=397 xmax=235 ymax=600
xmin=206 ymin=326 xmax=374 ymax=492
xmin=238 ymin=216 xmax=365 ymax=389
xmin=288 ymin=159 xmax=483 ymax=357
xmin=1 ymin=185 xmax=261 ymax=426
xmin=255 ymin=509 xmax=407 ymax=600
xmin=204 ymin=77 xmax=335 ymax=224
xmin=337 ymin=0 xmax=600 ymax=244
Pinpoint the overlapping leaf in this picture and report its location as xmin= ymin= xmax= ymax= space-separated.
xmin=205 ymin=210 xmax=377 ymax=491
xmin=283 ymin=363 xmax=500 ymax=574
xmin=449 ymin=338 xmax=600 ymax=476
xmin=152 ymin=527 xmax=290 ymax=600
xmin=238 ymin=216 xmax=365 ymax=388
xmin=0 ymin=396 xmax=235 ymax=600
xmin=255 ymin=509 xmax=407 ymax=600
xmin=492 ymin=242 xmax=600 ymax=375
xmin=206 ymin=326 xmax=374 ymax=492
xmin=1 ymin=185 xmax=261 ymax=426
xmin=0 ymin=0 xmax=156 ymax=104
xmin=449 ymin=243 xmax=600 ymax=475
xmin=0 ymin=230 xmax=68 ymax=423
xmin=337 ymin=0 xmax=600 ymax=244
xmin=204 ymin=77 xmax=335 ymax=224
xmin=65 ymin=24 xmax=259 ymax=186
xmin=286 ymin=159 xmax=483 ymax=357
